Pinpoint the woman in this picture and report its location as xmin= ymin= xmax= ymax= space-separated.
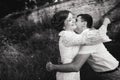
xmin=51 ymin=10 xmax=81 ymax=80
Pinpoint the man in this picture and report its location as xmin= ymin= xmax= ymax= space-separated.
xmin=46 ymin=14 xmax=120 ymax=80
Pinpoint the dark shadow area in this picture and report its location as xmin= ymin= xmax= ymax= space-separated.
xmin=0 ymin=0 xmax=70 ymax=19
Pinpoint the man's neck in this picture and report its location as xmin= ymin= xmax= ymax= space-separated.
xmin=88 ymin=27 xmax=96 ymax=30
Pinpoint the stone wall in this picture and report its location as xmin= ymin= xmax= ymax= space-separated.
xmin=28 ymin=0 xmax=119 ymax=25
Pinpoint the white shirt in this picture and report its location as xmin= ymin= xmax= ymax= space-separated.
xmin=77 ymin=28 xmax=119 ymax=72
xmin=78 ymin=43 xmax=119 ymax=72
xmin=78 ymin=26 xmax=119 ymax=72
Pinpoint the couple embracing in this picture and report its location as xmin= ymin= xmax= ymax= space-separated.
xmin=46 ymin=10 xmax=120 ymax=80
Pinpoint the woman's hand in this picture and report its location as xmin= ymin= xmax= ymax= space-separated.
xmin=46 ymin=62 xmax=54 ymax=71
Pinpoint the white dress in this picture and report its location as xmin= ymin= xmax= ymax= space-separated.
xmin=57 ymin=31 xmax=81 ymax=80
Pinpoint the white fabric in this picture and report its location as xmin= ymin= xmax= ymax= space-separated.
xmin=78 ymin=29 xmax=119 ymax=72
xmin=77 ymin=25 xmax=119 ymax=72
xmin=57 ymin=31 xmax=80 ymax=80
xmin=61 ymin=25 xmax=111 ymax=47
xmin=60 ymin=29 xmax=104 ymax=47
xmin=58 ymin=30 xmax=105 ymax=64
xmin=99 ymin=25 xmax=111 ymax=42
xmin=56 ymin=24 xmax=113 ymax=80
xmin=59 ymin=31 xmax=81 ymax=64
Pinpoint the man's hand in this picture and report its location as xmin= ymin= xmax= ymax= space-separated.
xmin=46 ymin=62 xmax=54 ymax=71
xmin=103 ymin=17 xmax=111 ymax=26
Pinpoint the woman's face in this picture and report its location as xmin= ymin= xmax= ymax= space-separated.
xmin=64 ymin=13 xmax=76 ymax=30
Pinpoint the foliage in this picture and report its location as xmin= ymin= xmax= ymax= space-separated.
xmin=107 ymin=21 xmax=120 ymax=42
xmin=0 ymin=11 xmax=60 ymax=80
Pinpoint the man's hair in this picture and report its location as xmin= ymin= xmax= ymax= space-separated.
xmin=77 ymin=14 xmax=93 ymax=28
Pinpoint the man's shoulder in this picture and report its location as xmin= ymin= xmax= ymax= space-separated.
xmin=85 ymin=29 xmax=99 ymax=35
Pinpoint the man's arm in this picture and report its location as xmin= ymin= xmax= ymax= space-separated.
xmin=99 ymin=17 xmax=111 ymax=42
xmin=46 ymin=53 xmax=90 ymax=72
xmin=63 ymin=18 xmax=111 ymax=46
xmin=62 ymin=30 xmax=104 ymax=47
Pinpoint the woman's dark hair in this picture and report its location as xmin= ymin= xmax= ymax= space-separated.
xmin=51 ymin=10 xmax=70 ymax=32
xmin=77 ymin=14 xmax=93 ymax=28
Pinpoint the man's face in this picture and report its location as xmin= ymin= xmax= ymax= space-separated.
xmin=75 ymin=16 xmax=86 ymax=33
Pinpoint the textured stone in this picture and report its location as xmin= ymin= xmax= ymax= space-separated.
xmin=28 ymin=0 xmax=119 ymax=25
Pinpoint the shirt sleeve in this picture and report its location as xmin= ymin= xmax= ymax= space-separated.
xmin=78 ymin=45 xmax=96 ymax=54
xmin=61 ymin=30 xmax=104 ymax=47
xmin=60 ymin=31 xmax=85 ymax=46
xmin=99 ymin=25 xmax=112 ymax=42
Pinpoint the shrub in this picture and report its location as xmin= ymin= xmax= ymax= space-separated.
xmin=0 ymin=11 xmax=60 ymax=80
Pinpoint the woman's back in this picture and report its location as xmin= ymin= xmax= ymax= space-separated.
xmin=57 ymin=30 xmax=80 ymax=80
xmin=59 ymin=30 xmax=80 ymax=64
